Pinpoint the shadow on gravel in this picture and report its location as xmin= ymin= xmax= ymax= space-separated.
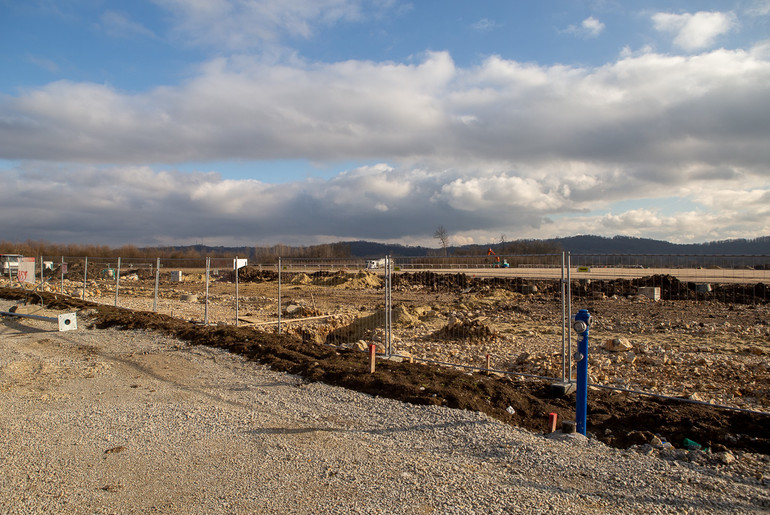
xmin=2 ymin=287 xmax=768 ymax=455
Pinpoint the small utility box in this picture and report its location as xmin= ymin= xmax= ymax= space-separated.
xmin=638 ymin=287 xmax=660 ymax=301
xmin=170 ymin=271 xmax=183 ymax=282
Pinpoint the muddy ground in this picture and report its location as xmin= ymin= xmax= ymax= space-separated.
xmin=1 ymin=282 xmax=768 ymax=460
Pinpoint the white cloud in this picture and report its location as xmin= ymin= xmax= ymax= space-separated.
xmin=1 ymin=45 xmax=769 ymax=245
xmin=745 ymin=0 xmax=770 ymax=17
xmin=99 ymin=11 xmax=157 ymax=39
xmin=471 ymin=18 xmax=500 ymax=31
xmin=565 ymin=16 xmax=605 ymax=38
xmin=27 ymin=55 xmax=59 ymax=73
xmin=154 ymin=0 xmax=387 ymax=49
xmin=581 ymin=16 xmax=605 ymax=37
xmin=1 ymin=159 xmax=766 ymax=246
xmin=652 ymin=11 xmax=737 ymax=51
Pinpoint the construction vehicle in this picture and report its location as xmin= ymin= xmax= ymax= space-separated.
xmin=487 ymin=248 xmax=509 ymax=268
xmin=366 ymin=258 xmax=386 ymax=269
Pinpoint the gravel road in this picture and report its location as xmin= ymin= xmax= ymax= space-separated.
xmin=1 ymin=300 xmax=768 ymax=514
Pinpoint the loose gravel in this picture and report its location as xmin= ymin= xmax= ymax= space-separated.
xmin=1 ymin=300 xmax=768 ymax=514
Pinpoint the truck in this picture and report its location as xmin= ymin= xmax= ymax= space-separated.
xmin=366 ymin=258 xmax=386 ymax=269
xmin=1 ymin=254 xmax=23 ymax=276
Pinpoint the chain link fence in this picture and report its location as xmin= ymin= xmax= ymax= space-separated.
xmin=2 ymin=251 xmax=768 ymax=412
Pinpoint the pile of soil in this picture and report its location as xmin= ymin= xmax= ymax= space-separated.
xmin=570 ymin=274 xmax=768 ymax=304
xmin=2 ymin=286 xmax=768 ymax=456
xmin=393 ymin=272 xmax=548 ymax=294
xmin=431 ymin=316 xmax=496 ymax=341
xmin=219 ymin=267 xmax=278 ymax=283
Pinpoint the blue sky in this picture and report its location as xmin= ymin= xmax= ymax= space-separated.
xmin=1 ymin=0 xmax=769 ymax=247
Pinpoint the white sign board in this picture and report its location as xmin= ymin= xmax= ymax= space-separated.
xmin=17 ymin=259 xmax=36 ymax=284
xmin=234 ymin=258 xmax=248 ymax=270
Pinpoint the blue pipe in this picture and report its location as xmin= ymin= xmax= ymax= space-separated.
xmin=574 ymin=309 xmax=591 ymax=436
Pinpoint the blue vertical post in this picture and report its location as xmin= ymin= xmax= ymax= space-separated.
xmin=573 ymin=309 xmax=591 ymax=436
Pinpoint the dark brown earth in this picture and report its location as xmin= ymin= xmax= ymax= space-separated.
xmin=2 ymin=286 xmax=768 ymax=456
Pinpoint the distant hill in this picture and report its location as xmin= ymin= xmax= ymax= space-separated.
xmin=141 ymin=235 xmax=770 ymax=260
xmin=546 ymin=235 xmax=770 ymax=255
xmin=344 ymin=235 xmax=770 ymax=257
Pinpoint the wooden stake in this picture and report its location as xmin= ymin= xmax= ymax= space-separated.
xmin=369 ymin=344 xmax=376 ymax=374
xmin=486 ymin=353 xmax=491 ymax=375
xmin=548 ymin=412 xmax=558 ymax=433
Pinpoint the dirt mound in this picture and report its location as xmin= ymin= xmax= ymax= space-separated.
xmin=2 ymin=286 xmax=768 ymax=456
xmin=58 ymin=260 xmax=107 ymax=281
xmin=431 ymin=316 xmax=496 ymax=341
xmin=567 ymin=274 xmax=769 ymax=304
xmin=342 ymin=270 xmax=383 ymax=289
xmin=290 ymin=273 xmax=312 ymax=285
xmin=311 ymin=270 xmax=382 ymax=289
xmin=219 ymin=266 xmax=278 ymax=283
xmin=324 ymin=304 xmax=418 ymax=345
xmin=393 ymin=272 xmax=550 ymax=295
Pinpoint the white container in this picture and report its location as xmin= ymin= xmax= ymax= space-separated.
xmin=638 ymin=287 xmax=660 ymax=300
xmin=170 ymin=271 xmax=183 ymax=282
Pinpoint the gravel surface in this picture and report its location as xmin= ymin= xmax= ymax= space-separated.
xmin=1 ymin=300 xmax=768 ymax=514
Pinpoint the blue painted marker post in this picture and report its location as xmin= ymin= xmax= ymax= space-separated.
xmin=572 ymin=309 xmax=592 ymax=436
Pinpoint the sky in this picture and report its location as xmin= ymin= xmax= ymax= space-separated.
xmin=1 ymin=0 xmax=769 ymax=248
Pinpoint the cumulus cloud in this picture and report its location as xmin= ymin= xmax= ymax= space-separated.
xmin=1 ymin=159 xmax=766 ymax=246
xmin=565 ymin=16 xmax=605 ymax=38
xmin=652 ymin=11 xmax=737 ymax=51
xmin=3 ymin=48 xmax=769 ymax=174
xmin=1 ymin=44 xmax=769 ymax=245
xmin=154 ymin=0 xmax=388 ymax=49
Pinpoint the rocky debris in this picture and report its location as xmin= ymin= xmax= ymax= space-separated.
xmin=219 ymin=266 xmax=277 ymax=283
xmin=392 ymin=272 xmax=548 ymax=295
xmin=431 ymin=315 xmax=496 ymax=341
xmin=604 ymin=337 xmax=633 ymax=352
xmin=325 ymin=304 xmax=419 ymax=345
xmin=283 ymin=303 xmax=323 ymax=318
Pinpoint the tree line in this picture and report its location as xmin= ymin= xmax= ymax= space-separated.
xmin=0 ymin=240 xmax=351 ymax=262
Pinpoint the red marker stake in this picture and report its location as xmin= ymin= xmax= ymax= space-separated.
xmin=548 ymin=412 xmax=558 ymax=433
xmin=369 ymin=344 xmax=376 ymax=374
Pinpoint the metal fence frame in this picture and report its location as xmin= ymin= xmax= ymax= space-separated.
xmin=4 ymin=251 xmax=769 ymax=414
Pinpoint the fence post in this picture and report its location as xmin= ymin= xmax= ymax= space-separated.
xmin=567 ymin=251 xmax=572 ymax=381
xmin=235 ymin=255 xmax=239 ymax=327
xmin=114 ymin=257 xmax=121 ymax=307
xmin=278 ymin=256 xmax=281 ymax=334
xmin=204 ymin=257 xmax=210 ymax=325
xmin=387 ymin=255 xmax=392 ymax=357
xmin=153 ymin=257 xmax=160 ymax=312
xmin=61 ymin=256 xmax=65 ymax=295
xmin=82 ymin=256 xmax=88 ymax=300
xmin=561 ymin=251 xmax=566 ymax=382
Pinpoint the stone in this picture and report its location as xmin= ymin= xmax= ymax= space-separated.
xmin=604 ymin=337 xmax=633 ymax=352
xmin=717 ymin=451 xmax=736 ymax=465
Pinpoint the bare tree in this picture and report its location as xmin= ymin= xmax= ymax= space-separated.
xmin=433 ymin=225 xmax=449 ymax=256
